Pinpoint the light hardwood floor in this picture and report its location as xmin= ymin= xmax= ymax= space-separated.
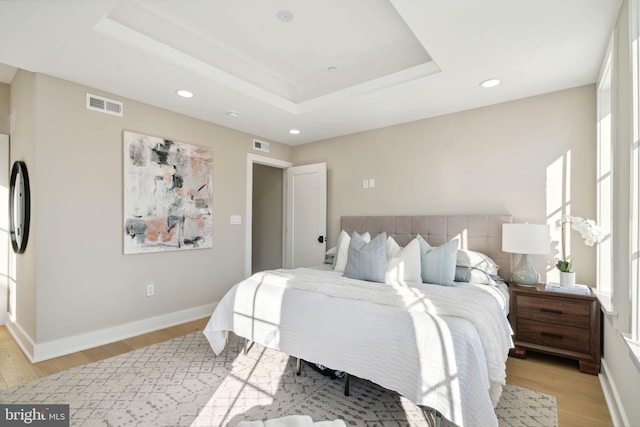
xmin=0 ymin=318 xmax=612 ymax=426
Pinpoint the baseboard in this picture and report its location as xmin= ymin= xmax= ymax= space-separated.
xmin=8 ymin=303 xmax=217 ymax=363
xmin=599 ymin=358 xmax=629 ymax=427
xmin=6 ymin=320 xmax=36 ymax=363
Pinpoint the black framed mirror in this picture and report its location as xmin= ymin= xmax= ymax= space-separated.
xmin=9 ymin=160 xmax=31 ymax=254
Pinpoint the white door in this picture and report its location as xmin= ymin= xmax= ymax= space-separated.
xmin=285 ymin=163 xmax=327 ymax=268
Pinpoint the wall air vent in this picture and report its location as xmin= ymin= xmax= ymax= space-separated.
xmin=86 ymin=93 xmax=123 ymax=117
xmin=253 ymin=139 xmax=270 ymax=153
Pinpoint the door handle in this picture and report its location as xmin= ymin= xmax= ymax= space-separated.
xmin=317 ymin=235 xmax=324 ymax=243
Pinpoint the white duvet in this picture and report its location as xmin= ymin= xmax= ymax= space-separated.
xmin=204 ymin=268 xmax=513 ymax=427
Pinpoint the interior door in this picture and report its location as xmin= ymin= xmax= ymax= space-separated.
xmin=285 ymin=162 xmax=327 ymax=268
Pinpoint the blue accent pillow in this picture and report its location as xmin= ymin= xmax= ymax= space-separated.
xmin=454 ymin=266 xmax=500 ymax=285
xmin=344 ymin=232 xmax=388 ymax=283
xmin=417 ymin=235 xmax=459 ymax=286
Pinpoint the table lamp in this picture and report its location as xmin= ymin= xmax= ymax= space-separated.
xmin=502 ymin=223 xmax=550 ymax=286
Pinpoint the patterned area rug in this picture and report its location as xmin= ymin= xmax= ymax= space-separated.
xmin=0 ymin=332 xmax=557 ymax=426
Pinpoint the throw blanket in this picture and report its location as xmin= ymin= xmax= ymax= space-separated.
xmin=204 ymin=268 xmax=513 ymax=427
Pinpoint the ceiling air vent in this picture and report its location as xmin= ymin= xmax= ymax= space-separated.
xmin=253 ymin=139 xmax=270 ymax=153
xmin=86 ymin=93 xmax=123 ymax=117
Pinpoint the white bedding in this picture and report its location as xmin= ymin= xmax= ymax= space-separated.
xmin=204 ymin=268 xmax=513 ymax=427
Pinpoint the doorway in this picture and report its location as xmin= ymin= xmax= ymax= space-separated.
xmin=245 ymin=154 xmax=327 ymax=277
xmin=245 ymin=154 xmax=292 ymax=277
xmin=252 ymin=163 xmax=284 ymax=273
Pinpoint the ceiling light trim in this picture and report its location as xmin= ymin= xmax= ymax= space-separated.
xmin=95 ymin=14 xmax=441 ymax=116
xmin=297 ymin=61 xmax=441 ymax=113
xmin=93 ymin=16 xmax=299 ymax=114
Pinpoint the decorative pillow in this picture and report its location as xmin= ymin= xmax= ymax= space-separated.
xmin=386 ymin=235 xmax=402 ymax=260
xmin=344 ymin=232 xmax=387 ymax=282
xmin=454 ymin=266 xmax=500 ymax=285
xmin=324 ymin=246 xmax=337 ymax=264
xmin=417 ymin=235 xmax=459 ymax=286
xmin=385 ymin=237 xmax=422 ymax=283
xmin=333 ymin=230 xmax=370 ymax=272
xmin=456 ymin=249 xmax=499 ymax=276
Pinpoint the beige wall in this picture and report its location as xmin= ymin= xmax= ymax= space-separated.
xmin=0 ymin=82 xmax=9 ymax=134
xmin=10 ymin=71 xmax=292 ymax=348
xmin=9 ymin=71 xmax=38 ymax=341
xmin=293 ymin=85 xmax=597 ymax=286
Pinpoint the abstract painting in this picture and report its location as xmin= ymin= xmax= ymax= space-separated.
xmin=123 ymin=131 xmax=213 ymax=254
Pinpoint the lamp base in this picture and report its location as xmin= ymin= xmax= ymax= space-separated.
xmin=510 ymin=254 xmax=539 ymax=286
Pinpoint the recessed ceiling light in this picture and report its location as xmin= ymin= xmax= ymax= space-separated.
xmin=176 ymin=90 xmax=194 ymax=98
xmin=289 ymin=129 xmax=301 ymax=135
xmin=227 ymin=110 xmax=239 ymax=118
xmin=479 ymin=78 xmax=501 ymax=88
xmin=277 ymin=10 xmax=294 ymax=23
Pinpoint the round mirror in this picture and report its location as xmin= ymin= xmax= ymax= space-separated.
xmin=9 ymin=161 xmax=31 ymax=254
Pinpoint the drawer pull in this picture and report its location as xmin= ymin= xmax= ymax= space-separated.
xmin=540 ymin=332 xmax=563 ymax=339
xmin=540 ymin=308 xmax=563 ymax=315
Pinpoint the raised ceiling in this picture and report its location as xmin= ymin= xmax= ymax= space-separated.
xmin=0 ymin=0 xmax=622 ymax=145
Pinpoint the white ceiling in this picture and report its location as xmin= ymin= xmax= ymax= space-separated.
xmin=0 ymin=0 xmax=622 ymax=145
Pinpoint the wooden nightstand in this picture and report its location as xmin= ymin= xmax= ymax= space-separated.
xmin=508 ymin=282 xmax=601 ymax=374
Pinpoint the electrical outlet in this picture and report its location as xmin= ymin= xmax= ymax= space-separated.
xmin=146 ymin=283 xmax=155 ymax=297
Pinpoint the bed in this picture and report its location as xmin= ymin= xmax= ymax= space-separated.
xmin=204 ymin=215 xmax=514 ymax=427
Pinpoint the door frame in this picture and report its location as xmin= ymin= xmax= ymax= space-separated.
xmin=245 ymin=154 xmax=292 ymax=277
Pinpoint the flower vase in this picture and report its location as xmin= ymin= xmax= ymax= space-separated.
xmin=559 ymin=271 xmax=576 ymax=287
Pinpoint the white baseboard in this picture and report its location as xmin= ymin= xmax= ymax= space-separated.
xmin=599 ymin=358 xmax=629 ymax=427
xmin=6 ymin=320 xmax=36 ymax=362
xmin=7 ymin=303 xmax=217 ymax=363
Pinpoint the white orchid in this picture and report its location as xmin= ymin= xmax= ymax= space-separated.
xmin=557 ymin=215 xmax=604 ymax=272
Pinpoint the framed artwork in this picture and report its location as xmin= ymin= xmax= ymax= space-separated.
xmin=123 ymin=131 xmax=213 ymax=254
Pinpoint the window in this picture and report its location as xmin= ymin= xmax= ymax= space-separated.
xmin=597 ymin=35 xmax=614 ymax=302
xmin=629 ymin=0 xmax=640 ymax=350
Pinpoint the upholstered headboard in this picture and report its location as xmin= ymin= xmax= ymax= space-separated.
xmin=340 ymin=215 xmax=513 ymax=279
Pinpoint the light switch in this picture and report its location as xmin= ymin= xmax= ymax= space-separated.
xmin=369 ymin=178 xmax=375 ymax=188
xmin=362 ymin=179 xmax=369 ymax=189
xmin=230 ymin=215 xmax=242 ymax=225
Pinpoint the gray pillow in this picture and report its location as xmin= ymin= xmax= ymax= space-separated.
xmin=344 ymin=232 xmax=388 ymax=283
xmin=454 ymin=266 xmax=500 ymax=286
xmin=417 ymin=235 xmax=459 ymax=286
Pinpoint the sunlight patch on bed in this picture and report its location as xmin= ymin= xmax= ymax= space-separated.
xmin=233 ymin=274 xmax=287 ymax=346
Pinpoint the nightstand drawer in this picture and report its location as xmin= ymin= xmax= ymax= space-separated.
xmin=517 ymin=295 xmax=590 ymax=328
xmin=517 ymin=319 xmax=590 ymax=354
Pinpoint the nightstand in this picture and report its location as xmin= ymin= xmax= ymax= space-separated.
xmin=508 ymin=282 xmax=601 ymax=374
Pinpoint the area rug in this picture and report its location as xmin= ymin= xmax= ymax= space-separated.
xmin=0 ymin=332 xmax=557 ymax=426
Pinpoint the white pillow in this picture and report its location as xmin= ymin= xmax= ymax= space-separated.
xmin=456 ymin=249 xmax=499 ymax=276
xmin=334 ymin=230 xmax=370 ymax=272
xmin=385 ymin=237 xmax=422 ymax=284
xmin=386 ymin=235 xmax=402 ymax=260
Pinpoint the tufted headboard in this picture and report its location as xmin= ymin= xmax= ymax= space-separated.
xmin=340 ymin=215 xmax=513 ymax=280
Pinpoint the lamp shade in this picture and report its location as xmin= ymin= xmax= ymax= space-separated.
xmin=502 ymin=223 xmax=549 ymax=255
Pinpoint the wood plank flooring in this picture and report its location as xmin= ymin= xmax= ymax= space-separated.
xmin=0 ymin=318 xmax=612 ymax=426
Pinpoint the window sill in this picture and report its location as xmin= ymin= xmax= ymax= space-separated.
xmin=623 ymin=334 xmax=640 ymax=372
xmin=593 ymin=290 xmax=617 ymax=317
